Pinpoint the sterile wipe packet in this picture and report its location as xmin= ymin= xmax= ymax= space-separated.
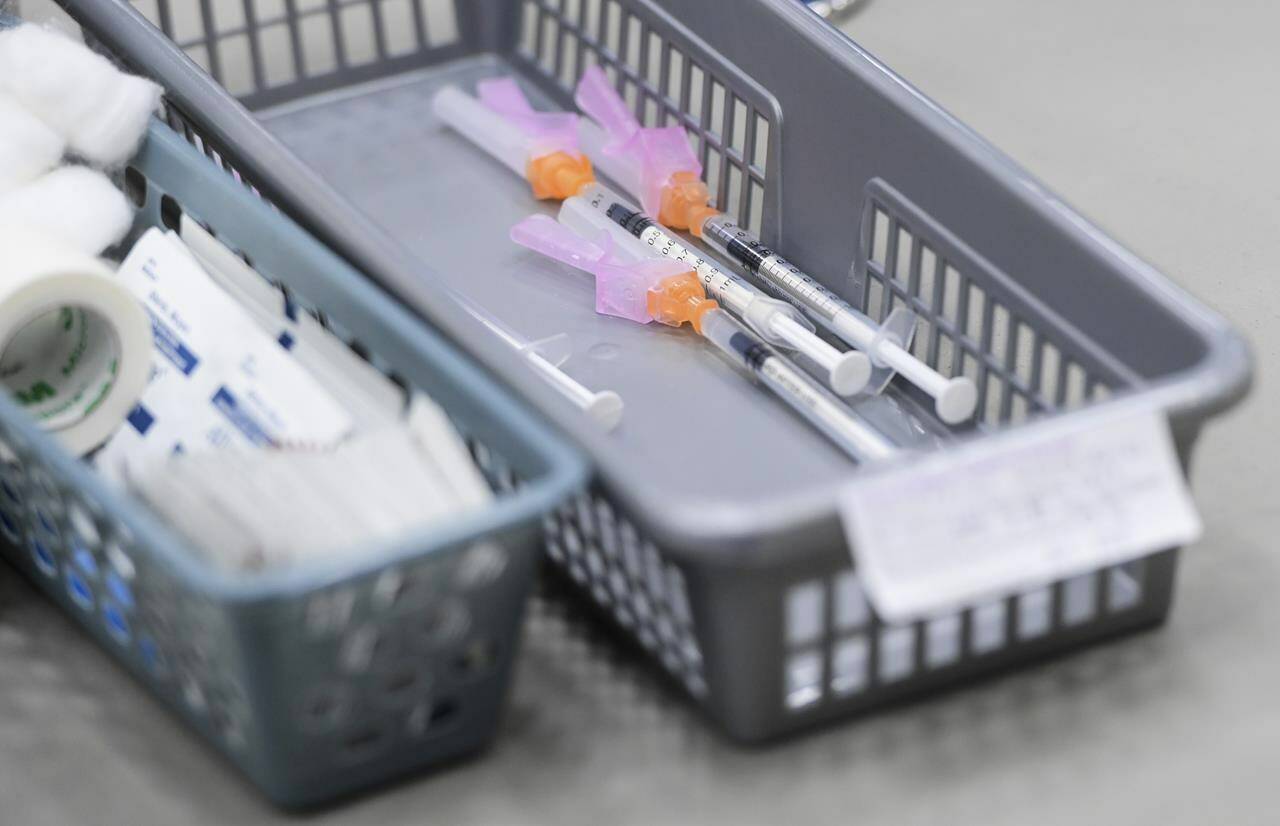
xmin=131 ymin=424 xmax=488 ymax=572
xmin=93 ymin=228 xmax=354 ymax=482
xmin=176 ymin=217 xmax=406 ymax=429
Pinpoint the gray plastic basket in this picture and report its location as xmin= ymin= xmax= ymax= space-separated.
xmin=55 ymin=0 xmax=1250 ymax=744
xmin=0 ymin=8 xmax=588 ymax=807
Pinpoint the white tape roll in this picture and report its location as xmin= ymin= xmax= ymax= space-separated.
xmin=0 ymin=231 xmax=151 ymax=456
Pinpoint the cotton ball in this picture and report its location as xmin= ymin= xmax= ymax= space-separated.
xmin=0 ymin=24 xmax=162 ymax=168
xmin=0 ymin=166 xmax=134 ymax=255
xmin=0 ymin=93 xmax=65 ymax=192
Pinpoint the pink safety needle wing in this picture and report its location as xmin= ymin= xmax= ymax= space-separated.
xmin=478 ymin=77 xmax=581 ymax=156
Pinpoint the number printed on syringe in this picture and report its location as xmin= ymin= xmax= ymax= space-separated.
xmin=703 ymin=216 xmax=848 ymax=323
xmin=595 ymin=194 xmax=758 ymax=314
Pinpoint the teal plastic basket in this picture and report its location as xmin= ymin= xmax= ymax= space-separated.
xmin=0 ymin=115 xmax=586 ymax=806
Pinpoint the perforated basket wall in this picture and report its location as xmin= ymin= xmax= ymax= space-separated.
xmin=490 ymin=0 xmax=1183 ymax=739
xmin=125 ymin=0 xmax=468 ymax=108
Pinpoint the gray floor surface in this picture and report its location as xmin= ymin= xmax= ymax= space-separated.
xmin=2 ymin=1 xmax=1276 ymax=824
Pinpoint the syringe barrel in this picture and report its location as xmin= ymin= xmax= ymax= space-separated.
xmin=699 ymin=310 xmax=896 ymax=463
xmin=700 ymin=213 xmax=878 ymax=349
xmin=432 ymin=86 xmax=531 ymax=177
xmin=561 ymin=185 xmax=650 ymax=262
xmin=569 ymin=187 xmax=838 ymax=348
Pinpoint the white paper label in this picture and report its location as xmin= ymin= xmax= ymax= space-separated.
xmin=841 ymin=408 xmax=1201 ymax=623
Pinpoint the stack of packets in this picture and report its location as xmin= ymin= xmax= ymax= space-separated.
xmin=96 ymin=226 xmax=492 ymax=573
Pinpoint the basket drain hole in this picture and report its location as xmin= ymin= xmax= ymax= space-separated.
xmin=455 ymin=639 xmax=498 ymax=678
xmin=341 ymin=726 xmax=390 ymax=761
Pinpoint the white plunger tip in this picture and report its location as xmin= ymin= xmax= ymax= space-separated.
xmin=586 ymin=391 xmax=625 ymax=431
xmin=830 ymin=351 xmax=873 ymax=396
xmin=937 ymin=376 xmax=978 ymax=425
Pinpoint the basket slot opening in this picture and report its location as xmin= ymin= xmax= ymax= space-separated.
xmin=129 ymin=0 xmax=461 ymax=104
xmin=777 ymin=555 xmax=1161 ymax=716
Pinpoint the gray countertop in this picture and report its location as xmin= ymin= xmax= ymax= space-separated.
xmin=3 ymin=1 xmax=1276 ymax=823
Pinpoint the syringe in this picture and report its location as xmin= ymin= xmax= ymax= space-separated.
xmin=698 ymin=215 xmax=976 ymax=424
xmin=698 ymin=308 xmax=896 ymax=462
xmin=510 ymin=214 xmax=896 ymax=462
xmin=433 ymin=81 xmax=594 ymax=201
xmin=574 ymin=67 xmax=979 ymax=425
xmin=431 ymin=81 xmax=871 ymax=398
xmin=454 ymin=293 xmax=624 ymax=431
xmin=556 ymin=183 xmax=872 ymax=396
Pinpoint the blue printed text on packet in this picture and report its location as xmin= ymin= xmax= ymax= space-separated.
xmin=211 ymin=386 xmax=275 ymax=447
xmin=147 ymin=313 xmax=200 ymax=376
